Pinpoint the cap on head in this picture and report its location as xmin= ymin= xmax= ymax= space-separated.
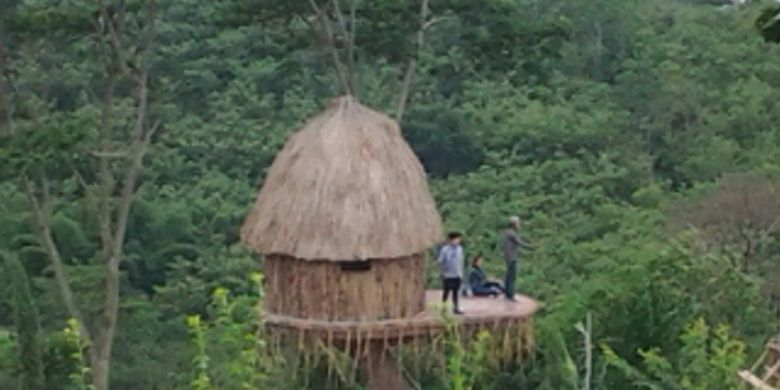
xmin=509 ymin=216 xmax=520 ymax=226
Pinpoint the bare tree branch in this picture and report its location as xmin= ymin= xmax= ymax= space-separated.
xmin=22 ymin=176 xmax=92 ymax=346
xmin=136 ymin=0 xmax=158 ymax=75
xmin=395 ymin=0 xmax=430 ymax=122
xmin=0 ymin=14 xmax=15 ymax=136
xmin=294 ymin=11 xmax=321 ymax=42
xmin=72 ymin=168 xmax=111 ymax=246
xmin=309 ymin=0 xmax=353 ymax=95
xmin=332 ymin=0 xmax=349 ymax=40
xmin=333 ymin=0 xmax=359 ymax=94
xmin=575 ymin=313 xmax=593 ymax=390
xmin=422 ymin=16 xmax=444 ymax=31
xmin=348 ymin=0 xmax=358 ymax=94
xmin=99 ymin=0 xmax=130 ymax=75
xmin=90 ymin=150 xmax=129 ymax=159
xmin=97 ymin=60 xmax=117 ymax=259
xmin=145 ymin=120 xmax=161 ymax=143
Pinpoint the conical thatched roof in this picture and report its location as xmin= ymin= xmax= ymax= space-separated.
xmin=241 ymin=96 xmax=443 ymax=261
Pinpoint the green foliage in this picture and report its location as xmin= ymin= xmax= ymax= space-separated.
xmin=537 ymin=326 xmax=580 ymax=390
xmin=185 ymin=276 xmax=272 ymax=390
xmin=0 ymin=330 xmax=19 ymax=390
xmin=6 ymin=1 xmax=94 ymax=35
xmin=0 ymin=111 xmax=96 ymax=179
xmin=2 ymin=0 xmax=780 ymax=388
xmin=442 ymin=312 xmax=468 ymax=390
xmin=2 ymin=250 xmax=45 ymax=390
xmin=603 ymin=319 xmax=746 ymax=390
xmin=434 ymin=310 xmax=522 ymax=390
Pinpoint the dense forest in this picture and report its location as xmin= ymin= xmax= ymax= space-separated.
xmin=3 ymin=0 xmax=780 ymax=389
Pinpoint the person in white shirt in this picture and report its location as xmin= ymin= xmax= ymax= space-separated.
xmin=438 ymin=231 xmax=464 ymax=314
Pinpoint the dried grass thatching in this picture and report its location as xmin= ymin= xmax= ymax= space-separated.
xmin=241 ymin=96 xmax=443 ymax=261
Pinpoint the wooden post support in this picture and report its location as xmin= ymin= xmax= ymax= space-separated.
xmin=739 ymin=370 xmax=777 ymax=390
xmin=361 ymin=341 xmax=410 ymax=390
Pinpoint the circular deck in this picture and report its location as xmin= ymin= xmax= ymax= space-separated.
xmin=265 ymin=290 xmax=539 ymax=339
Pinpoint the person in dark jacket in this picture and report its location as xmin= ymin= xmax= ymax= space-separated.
xmin=467 ymin=255 xmax=505 ymax=297
xmin=501 ymin=216 xmax=533 ymax=301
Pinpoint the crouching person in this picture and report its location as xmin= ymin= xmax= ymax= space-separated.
xmin=468 ymin=255 xmax=505 ymax=297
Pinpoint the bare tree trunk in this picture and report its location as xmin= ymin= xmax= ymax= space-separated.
xmin=91 ymin=358 xmax=111 ymax=390
xmin=88 ymin=3 xmax=157 ymax=386
xmin=92 ymin=70 xmax=154 ymax=390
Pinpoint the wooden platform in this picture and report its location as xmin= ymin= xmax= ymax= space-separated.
xmin=265 ymin=290 xmax=539 ymax=340
xmin=446 ymin=291 xmax=538 ymax=323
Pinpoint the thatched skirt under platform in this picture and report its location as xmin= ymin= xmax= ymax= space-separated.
xmin=263 ymin=254 xmax=426 ymax=321
xmin=265 ymin=291 xmax=538 ymax=343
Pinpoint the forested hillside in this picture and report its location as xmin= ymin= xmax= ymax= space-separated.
xmin=2 ymin=0 xmax=780 ymax=389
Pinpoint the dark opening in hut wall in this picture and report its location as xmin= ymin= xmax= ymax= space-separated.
xmin=264 ymin=254 xmax=426 ymax=321
xmin=340 ymin=261 xmax=372 ymax=272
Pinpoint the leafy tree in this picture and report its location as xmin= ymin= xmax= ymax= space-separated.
xmin=2 ymin=1 xmax=162 ymax=388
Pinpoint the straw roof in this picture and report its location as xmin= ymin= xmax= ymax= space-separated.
xmin=241 ymin=96 xmax=443 ymax=261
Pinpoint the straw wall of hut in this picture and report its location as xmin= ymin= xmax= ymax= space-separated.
xmin=264 ymin=254 xmax=426 ymax=321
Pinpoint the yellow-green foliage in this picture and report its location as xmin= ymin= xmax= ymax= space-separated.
xmin=186 ymin=275 xmax=271 ymax=390
xmin=63 ymin=319 xmax=94 ymax=390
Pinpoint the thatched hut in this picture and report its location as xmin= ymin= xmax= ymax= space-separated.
xmin=241 ymin=95 xmax=443 ymax=323
xmin=241 ymin=96 xmax=537 ymax=390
